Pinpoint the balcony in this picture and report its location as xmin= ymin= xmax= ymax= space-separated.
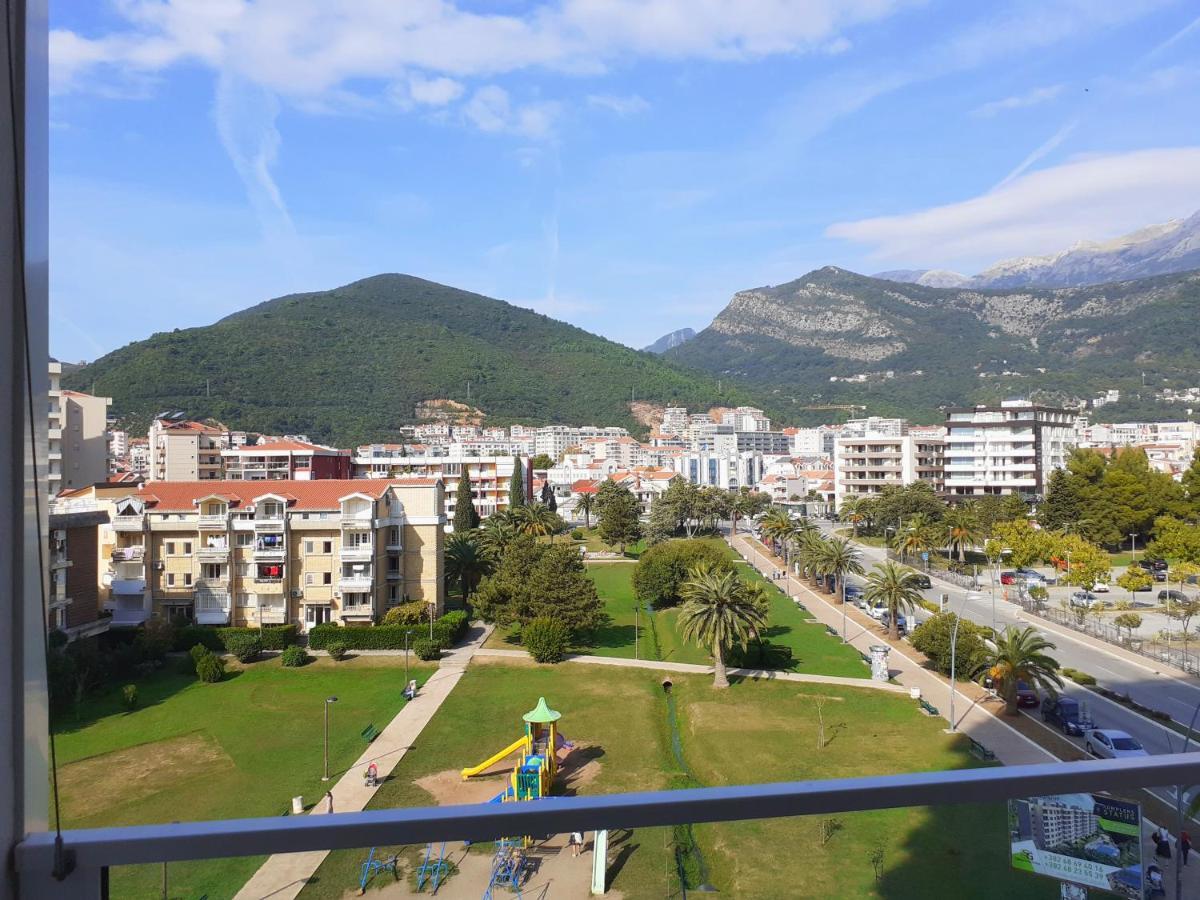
xmin=254 ymin=517 xmax=285 ymax=531
xmin=253 ymin=542 xmax=286 ymax=561
xmin=111 ymin=546 xmax=144 ymax=562
xmin=338 ymin=575 xmax=373 ymax=592
xmin=194 ymin=592 xmax=231 ymax=625
xmin=340 ymin=603 xmax=374 ymax=619
xmin=111 ymin=578 xmax=147 ymax=595
xmin=258 ymin=605 xmax=287 ymax=624
xmin=197 ymin=544 xmax=230 ymax=562
xmin=341 ymin=514 xmax=373 ymax=529
xmin=197 ymin=514 xmax=228 ymax=529
xmin=252 ymin=578 xmax=285 ymax=594
xmin=112 ymin=515 xmax=144 ymax=532
xmin=386 ymin=569 xmax=401 ymax=581
xmin=339 ymin=543 xmax=373 ymax=561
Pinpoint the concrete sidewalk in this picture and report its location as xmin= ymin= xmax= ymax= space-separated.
xmin=233 ymin=624 xmax=492 ymax=900
xmin=475 ymin=647 xmax=907 ymax=692
xmin=733 ymin=533 xmax=1054 ymax=766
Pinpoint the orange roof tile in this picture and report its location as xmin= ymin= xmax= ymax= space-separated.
xmin=229 ymin=440 xmax=347 ymax=454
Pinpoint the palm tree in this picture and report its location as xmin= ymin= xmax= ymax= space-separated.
xmin=944 ymin=508 xmax=980 ymax=564
xmin=982 ymin=626 xmax=1063 ymax=715
xmin=893 ymin=514 xmax=936 ymax=567
xmin=839 ymin=497 xmax=865 ymax=538
xmin=678 ymin=565 xmax=767 ymax=688
xmin=478 ymin=513 xmax=518 ymax=560
xmin=863 ymin=561 xmax=924 ymax=640
xmin=819 ymin=537 xmax=865 ymax=606
xmin=793 ymin=529 xmax=827 ymax=586
xmin=445 ymin=531 xmax=493 ymax=602
xmin=514 ymin=503 xmax=563 ymax=541
xmin=758 ymin=509 xmax=795 ymax=560
xmin=576 ymin=493 xmax=595 ymax=528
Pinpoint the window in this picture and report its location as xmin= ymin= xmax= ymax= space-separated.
xmin=183 ymin=541 xmax=193 ymax=555
xmin=304 ymin=540 xmax=315 ymax=555
xmin=305 ymin=573 xmax=314 ymax=586
xmin=323 ymin=572 xmax=332 ymax=585
xmin=323 ymin=540 xmax=333 ymax=554
xmin=165 ymin=541 xmax=176 ymax=555
xmin=236 ymin=562 xmax=251 ymax=577
xmin=236 ymin=592 xmax=254 ymax=608
xmin=166 ymin=573 xmax=175 ymax=587
xmin=184 ymin=573 xmax=193 ymax=587
xmin=236 ymin=532 xmax=253 ymax=547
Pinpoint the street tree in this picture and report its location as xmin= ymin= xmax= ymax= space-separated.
xmin=982 ymin=626 xmax=1063 ymax=716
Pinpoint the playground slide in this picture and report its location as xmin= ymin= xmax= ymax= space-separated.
xmin=461 ymin=737 xmax=527 ymax=779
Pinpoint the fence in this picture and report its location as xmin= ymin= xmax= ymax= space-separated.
xmin=885 ymin=549 xmax=979 ymax=590
xmin=1016 ymin=598 xmax=1200 ymax=677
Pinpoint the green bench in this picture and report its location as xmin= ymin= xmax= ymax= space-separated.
xmin=918 ymin=699 xmax=939 ymax=717
xmin=969 ymin=738 xmax=996 ymax=761
xmin=826 ymin=625 xmax=839 ymax=637
xmin=361 ymin=723 xmax=381 ymax=743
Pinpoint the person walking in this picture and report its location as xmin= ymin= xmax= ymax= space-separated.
xmin=570 ymin=831 xmax=583 ymax=858
xmin=326 ymin=791 xmax=335 ymax=815
xmin=1181 ymin=831 xmax=1192 ymax=866
xmin=1155 ymin=830 xmax=1172 ymax=861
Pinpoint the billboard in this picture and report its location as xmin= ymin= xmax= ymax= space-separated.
xmin=1009 ymin=794 xmax=1142 ymax=896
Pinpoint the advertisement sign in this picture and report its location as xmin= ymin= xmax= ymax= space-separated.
xmin=1009 ymin=794 xmax=1142 ymax=896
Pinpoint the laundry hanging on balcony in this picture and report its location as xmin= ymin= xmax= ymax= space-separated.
xmin=259 ymin=565 xmax=283 ymax=578
xmin=258 ymin=534 xmax=283 ymax=547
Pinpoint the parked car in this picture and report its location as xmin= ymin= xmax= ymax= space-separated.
xmin=1070 ymin=591 xmax=1100 ymax=609
xmin=844 ymin=585 xmax=863 ymax=601
xmin=1158 ymin=589 xmax=1191 ymax=604
xmin=1017 ymin=567 xmax=1055 ymax=586
xmin=911 ymin=574 xmax=931 ymax=589
xmin=1138 ymin=559 xmax=1169 ymax=581
xmin=1041 ymin=696 xmax=1093 ymax=735
xmin=880 ymin=612 xmax=908 ymax=635
xmin=1084 ymin=729 xmax=1148 ymax=759
xmin=1091 ymin=581 xmax=1110 ymax=593
xmin=868 ymin=603 xmax=887 ymax=621
xmin=1015 ymin=680 xmax=1039 ymax=708
xmin=1000 ymin=571 xmax=1017 ymax=585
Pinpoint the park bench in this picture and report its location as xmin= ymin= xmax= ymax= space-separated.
xmin=918 ymin=699 xmax=939 ymax=717
xmin=969 ymin=738 xmax=997 ymax=761
xmin=825 ymin=625 xmax=839 ymax=637
xmin=361 ymin=723 xmax=381 ymax=743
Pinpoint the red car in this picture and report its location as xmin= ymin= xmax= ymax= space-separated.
xmin=1000 ymin=571 xmax=1017 ymax=585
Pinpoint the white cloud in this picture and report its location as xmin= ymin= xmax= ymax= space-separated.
xmin=825 ymin=147 xmax=1200 ymax=268
xmin=408 ymin=74 xmax=465 ymax=106
xmin=586 ymin=93 xmax=650 ymax=116
xmin=991 ymin=117 xmax=1078 ymax=190
xmin=464 ymin=85 xmax=559 ymax=139
xmin=50 ymin=0 xmax=909 ymax=100
xmin=972 ymin=83 xmax=1063 ymax=117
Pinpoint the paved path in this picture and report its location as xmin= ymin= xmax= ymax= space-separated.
xmin=233 ymin=624 xmax=492 ymax=900
xmin=475 ymin=647 xmax=907 ymax=692
xmin=732 ymin=532 xmax=1055 ymax=766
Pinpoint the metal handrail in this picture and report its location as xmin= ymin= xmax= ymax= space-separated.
xmin=15 ymin=753 xmax=1200 ymax=880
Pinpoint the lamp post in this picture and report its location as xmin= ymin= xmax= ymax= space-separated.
xmin=635 ymin=604 xmax=640 ymax=660
xmin=404 ymin=630 xmax=413 ymax=685
xmin=1129 ymin=533 xmax=1138 ymax=563
xmin=429 ymin=602 xmax=435 ymax=641
xmin=948 ymin=594 xmax=971 ymax=733
xmin=322 ymin=696 xmax=338 ymax=781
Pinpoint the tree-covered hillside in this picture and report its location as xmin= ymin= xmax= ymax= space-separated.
xmin=67 ymin=274 xmax=765 ymax=444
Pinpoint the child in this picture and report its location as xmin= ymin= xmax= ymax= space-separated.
xmin=570 ymin=831 xmax=583 ymax=857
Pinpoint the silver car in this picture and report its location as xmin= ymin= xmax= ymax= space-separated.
xmin=1084 ymin=729 xmax=1148 ymax=759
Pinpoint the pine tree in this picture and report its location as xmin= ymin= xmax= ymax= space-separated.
xmin=453 ymin=472 xmax=480 ymax=532
xmin=1038 ymin=468 xmax=1081 ymax=533
xmin=540 ymin=480 xmax=557 ymax=513
xmin=508 ymin=455 xmax=526 ymax=509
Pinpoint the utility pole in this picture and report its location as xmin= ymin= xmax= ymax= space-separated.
xmin=635 ymin=605 xmax=639 ymax=660
xmin=1129 ymin=533 xmax=1138 ymax=563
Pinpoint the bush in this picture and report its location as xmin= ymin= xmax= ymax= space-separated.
xmin=195 ymin=652 xmax=225 ymax=683
xmin=189 ymin=643 xmax=211 ymax=672
xmin=175 ymin=625 xmax=223 ymax=653
xmin=121 ymin=684 xmax=138 ymax=710
xmin=413 ymin=637 xmax=442 ymax=661
xmin=258 ymin=625 xmax=300 ymax=650
xmin=280 ymin=646 xmax=308 ymax=667
xmin=633 ymin=540 xmax=735 ymax=608
xmin=909 ymin=613 xmax=988 ymax=678
xmin=326 ymin=642 xmax=348 ymax=661
xmin=438 ymin=610 xmax=469 ymax=644
xmin=1062 ymin=667 xmax=1097 ymax=686
xmin=310 ymin=624 xmax=417 ymax=651
xmin=570 ymin=529 xmax=584 ymax=541
xmin=138 ymin=618 xmax=176 ymax=661
xmin=522 ymin=617 xmax=570 ymax=664
xmin=383 ymin=601 xmax=428 ymax=626
xmin=225 ymin=633 xmax=263 ymax=663
xmin=174 ymin=625 xmax=299 ymax=653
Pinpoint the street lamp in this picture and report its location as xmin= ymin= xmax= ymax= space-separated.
xmin=404 ymin=630 xmax=413 ymax=684
xmin=428 ymin=602 xmax=435 ymax=642
xmin=1129 ymin=533 xmax=1138 ymax=563
xmin=322 ymin=696 xmax=338 ymax=782
xmin=948 ymin=593 xmax=973 ymax=734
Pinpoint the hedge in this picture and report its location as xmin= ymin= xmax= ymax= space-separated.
xmin=308 ymin=613 xmax=468 ymax=651
xmin=172 ymin=624 xmax=299 ymax=653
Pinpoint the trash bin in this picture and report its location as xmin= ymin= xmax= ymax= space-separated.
xmin=869 ymin=645 xmax=890 ymax=682
xmin=292 ymin=796 xmax=304 ymax=815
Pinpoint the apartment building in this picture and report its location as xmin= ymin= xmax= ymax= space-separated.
xmin=943 ymin=401 xmax=1073 ymax=498
xmin=108 ymin=429 xmax=128 ymax=471
xmin=1028 ymin=799 xmax=1098 ymax=849
xmin=353 ymin=447 xmax=529 ymax=525
xmin=660 ymin=406 xmax=689 ymax=436
xmin=832 ymin=423 xmax=948 ymax=509
xmin=48 ymin=508 xmax=110 ymax=641
xmin=720 ymin=406 xmax=772 ymax=432
xmin=672 ymin=450 xmax=764 ymax=490
xmin=912 ymin=428 xmax=946 ymax=495
xmin=222 ymin=439 xmax=351 ymax=481
xmin=47 ymin=362 xmax=112 ymax=498
xmin=149 ymin=418 xmax=226 ymax=481
xmin=90 ymin=479 xmax=444 ymax=631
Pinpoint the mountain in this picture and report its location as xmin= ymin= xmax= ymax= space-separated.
xmin=643 ymin=327 xmax=696 ymax=353
xmin=66 ymin=274 xmax=763 ymax=445
xmin=668 ymin=266 xmax=1200 ymax=422
xmin=875 ymin=211 xmax=1200 ymax=290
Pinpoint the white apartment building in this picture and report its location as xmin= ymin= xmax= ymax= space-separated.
xmin=672 ymin=450 xmax=764 ymax=490
xmin=834 ymin=432 xmax=917 ymax=510
xmin=943 ymin=401 xmax=1073 ymax=498
xmin=660 ymin=406 xmax=689 ymax=436
xmin=534 ymin=426 xmax=579 ymax=461
xmin=720 ymin=406 xmax=771 ymax=432
xmin=128 ymin=439 xmax=150 ymax=476
xmin=353 ymin=447 xmax=529 ymax=525
xmin=108 ymin=430 xmax=128 ymax=470
xmin=841 ymin=416 xmax=908 ymax=438
xmin=149 ymin=418 xmax=227 ymax=481
xmin=47 ymin=361 xmax=63 ymax=499
xmin=48 ymin=361 xmax=112 ymax=499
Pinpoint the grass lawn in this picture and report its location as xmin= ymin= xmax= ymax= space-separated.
xmin=300 ymin=658 xmax=677 ymax=899
xmin=53 ymin=654 xmax=435 ymax=900
xmin=489 ymin=545 xmax=868 ymax=678
xmin=302 ymin=658 xmax=1052 ymax=899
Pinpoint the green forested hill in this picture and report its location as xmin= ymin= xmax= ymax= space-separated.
xmin=67 ymin=274 xmax=763 ymax=444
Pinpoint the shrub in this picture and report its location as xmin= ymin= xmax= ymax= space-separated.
xmin=48 ymin=629 xmax=69 ymax=650
xmin=195 ymin=652 xmax=225 ymax=683
xmin=138 ymin=618 xmax=176 ymax=661
xmin=633 ymin=540 xmax=734 ymax=608
xmin=189 ymin=643 xmax=211 ymax=672
xmin=257 ymin=624 xmax=299 ymax=650
xmin=310 ymin=624 xmax=417 ymax=651
xmin=121 ymin=684 xmax=138 ymax=710
xmin=175 ymin=625 xmax=223 ymax=653
xmin=570 ymin=529 xmax=584 ymax=541
xmin=438 ymin=610 xmax=469 ymax=644
xmin=383 ymin=601 xmax=428 ymax=626
xmin=326 ymin=642 xmax=348 ymax=661
xmin=522 ymin=617 xmax=570 ymax=664
xmin=225 ymin=633 xmax=263 ymax=663
xmin=909 ymin=613 xmax=988 ymax=678
xmin=280 ymin=646 xmax=308 ymax=668
xmin=413 ymin=637 xmax=442 ymax=661
xmin=1062 ymin=667 xmax=1097 ymax=686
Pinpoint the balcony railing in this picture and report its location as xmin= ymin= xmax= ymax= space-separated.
xmin=340 ymin=603 xmax=375 ymax=618
xmin=338 ymin=575 xmax=373 ymax=592
xmin=339 ymin=544 xmax=373 ymax=561
xmin=254 ymin=517 xmax=285 ymax=530
xmin=110 ymin=546 xmax=144 ymax=562
xmin=112 ymin=515 xmax=144 ymax=532
xmin=197 ymin=514 xmax=228 ymax=529
xmin=251 ymin=578 xmax=285 ymax=594
xmin=15 ymin=753 xmax=1200 ymax=896
xmin=197 ymin=545 xmax=230 ymax=561
xmin=258 ymin=605 xmax=287 ymax=624
xmin=341 ymin=514 xmax=373 ymax=528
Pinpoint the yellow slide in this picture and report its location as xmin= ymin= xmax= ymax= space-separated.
xmin=460 ymin=737 xmax=527 ymax=780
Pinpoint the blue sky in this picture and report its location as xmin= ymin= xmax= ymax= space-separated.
xmin=50 ymin=1 xmax=1200 ymax=362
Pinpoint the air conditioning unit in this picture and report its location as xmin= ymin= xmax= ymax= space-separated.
xmin=290 ymin=590 xmax=302 ymax=598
